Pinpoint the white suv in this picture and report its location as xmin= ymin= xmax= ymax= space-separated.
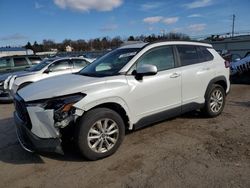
xmin=13 ymin=41 xmax=230 ymax=160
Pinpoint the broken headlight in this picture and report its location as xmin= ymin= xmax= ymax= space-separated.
xmin=44 ymin=93 xmax=86 ymax=122
xmin=28 ymin=93 xmax=86 ymax=124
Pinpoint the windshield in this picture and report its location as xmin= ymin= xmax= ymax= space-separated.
xmin=27 ymin=59 xmax=53 ymax=72
xmin=79 ymin=48 xmax=140 ymax=77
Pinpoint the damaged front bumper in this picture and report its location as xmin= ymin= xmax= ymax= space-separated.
xmin=14 ymin=111 xmax=63 ymax=154
xmin=13 ymin=93 xmax=85 ymax=155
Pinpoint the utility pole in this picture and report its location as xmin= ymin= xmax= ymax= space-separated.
xmin=232 ymin=14 xmax=235 ymax=38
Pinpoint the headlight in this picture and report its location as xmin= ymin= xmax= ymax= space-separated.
xmin=27 ymin=93 xmax=86 ymax=122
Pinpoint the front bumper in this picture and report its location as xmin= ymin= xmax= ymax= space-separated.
xmin=0 ymin=89 xmax=12 ymax=102
xmin=14 ymin=111 xmax=63 ymax=154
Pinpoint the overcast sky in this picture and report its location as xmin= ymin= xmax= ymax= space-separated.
xmin=0 ymin=0 xmax=250 ymax=46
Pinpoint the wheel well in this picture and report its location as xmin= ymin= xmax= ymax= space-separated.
xmin=214 ymin=80 xmax=227 ymax=92
xmin=91 ymin=103 xmax=129 ymax=129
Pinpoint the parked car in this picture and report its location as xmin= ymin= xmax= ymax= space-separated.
xmin=5 ymin=57 xmax=91 ymax=97
xmin=230 ymin=56 xmax=250 ymax=75
xmin=0 ymin=55 xmax=42 ymax=74
xmin=13 ymin=41 xmax=230 ymax=160
xmin=0 ymin=55 xmax=42 ymax=102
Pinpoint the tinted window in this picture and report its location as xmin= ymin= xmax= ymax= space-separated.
xmin=177 ymin=45 xmax=200 ymax=66
xmin=49 ymin=60 xmax=71 ymax=72
xmin=198 ymin=46 xmax=214 ymax=62
xmin=136 ymin=46 xmax=175 ymax=71
xmin=13 ymin=57 xmax=29 ymax=67
xmin=72 ymin=59 xmax=89 ymax=69
xmin=28 ymin=57 xmax=42 ymax=65
xmin=0 ymin=58 xmax=11 ymax=68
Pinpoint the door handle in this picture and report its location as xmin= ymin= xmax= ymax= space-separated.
xmin=202 ymin=67 xmax=210 ymax=71
xmin=170 ymin=73 xmax=180 ymax=78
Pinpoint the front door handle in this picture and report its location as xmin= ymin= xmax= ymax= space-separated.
xmin=170 ymin=73 xmax=181 ymax=78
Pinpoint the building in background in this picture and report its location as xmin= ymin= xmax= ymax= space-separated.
xmin=0 ymin=47 xmax=33 ymax=58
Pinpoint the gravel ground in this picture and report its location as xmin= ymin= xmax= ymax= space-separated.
xmin=0 ymin=84 xmax=249 ymax=188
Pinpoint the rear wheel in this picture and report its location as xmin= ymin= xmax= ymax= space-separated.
xmin=202 ymin=84 xmax=226 ymax=117
xmin=75 ymin=108 xmax=125 ymax=160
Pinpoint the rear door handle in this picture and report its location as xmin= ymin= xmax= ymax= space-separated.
xmin=170 ymin=73 xmax=181 ymax=78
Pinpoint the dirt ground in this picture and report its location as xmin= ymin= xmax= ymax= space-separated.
xmin=0 ymin=83 xmax=249 ymax=188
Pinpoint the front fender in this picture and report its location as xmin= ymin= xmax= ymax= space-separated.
xmin=73 ymin=96 xmax=134 ymax=129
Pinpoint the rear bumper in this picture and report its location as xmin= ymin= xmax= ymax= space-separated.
xmin=14 ymin=112 xmax=63 ymax=154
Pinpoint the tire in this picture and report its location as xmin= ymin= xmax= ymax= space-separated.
xmin=75 ymin=108 xmax=125 ymax=160
xmin=202 ymin=84 xmax=226 ymax=117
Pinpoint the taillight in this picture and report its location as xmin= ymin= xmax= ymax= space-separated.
xmin=224 ymin=61 xmax=230 ymax=68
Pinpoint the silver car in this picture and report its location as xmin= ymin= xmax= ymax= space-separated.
xmin=5 ymin=57 xmax=92 ymax=97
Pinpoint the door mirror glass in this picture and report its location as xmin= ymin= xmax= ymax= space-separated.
xmin=136 ymin=64 xmax=157 ymax=77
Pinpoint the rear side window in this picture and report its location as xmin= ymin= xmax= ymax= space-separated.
xmin=13 ymin=57 xmax=29 ymax=67
xmin=136 ymin=46 xmax=175 ymax=71
xmin=28 ymin=57 xmax=42 ymax=65
xmin=49 ymin=60 xmax=72 ymax=72
xmin=177 ymin=45 xmax=200 ymax=66
xmin=197 ymin=46 xmax=214 ymax=62
xmin=72 ymin=59 xmax=89 ymax=69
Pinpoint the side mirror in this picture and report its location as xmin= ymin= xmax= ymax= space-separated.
xmin=44 ymin=68 xmax=51 ymax=74
xmin=134 ymin=64 xmax=157 ymax=80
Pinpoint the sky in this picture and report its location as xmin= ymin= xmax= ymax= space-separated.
xmin=0 ymin=0 xmax=250 ymax=46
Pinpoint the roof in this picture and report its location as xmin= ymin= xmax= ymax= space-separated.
xmin=119 ymin=42 xmax=148 ymax=49
xmin=119 ymin=40 xmax=212 ymax=50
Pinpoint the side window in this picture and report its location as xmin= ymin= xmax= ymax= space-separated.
xmin=13 ymin=57 xmax=29 ymax=67
xmin=49 ymin=60 xmax=71 ymax=72
xmin=177 ymin=45 xmax=200 ymax=66
xmin=72 ymin=59 xmax=88 ymax=69
xmin=28 ymin=57 xmax=42 ymax=65
xmin=198 ymin=46 xmax=214 ymax=62
xmin=0 ymin=58 xmax=11 ymax=68
xmin=136 ymin=46 xmax=175 ymax=71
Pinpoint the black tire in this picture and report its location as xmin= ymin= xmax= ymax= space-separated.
xmin=75 ymin=108 xmax=125 ymax=160
xmin=202 ymin=84 xmax=226 ymax=117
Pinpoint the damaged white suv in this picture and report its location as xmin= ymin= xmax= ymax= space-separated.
xmin=14 ymin=41 xmax=230 ymax=160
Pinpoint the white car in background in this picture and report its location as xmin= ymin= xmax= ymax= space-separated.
xmin=6 ymin=57 xmax=91 ymax=95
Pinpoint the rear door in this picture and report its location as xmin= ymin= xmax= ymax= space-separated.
xmin=176 ymin=45 xmax=215 ymax=106
xmin=126 ymin=45 xmax=182 ymax=122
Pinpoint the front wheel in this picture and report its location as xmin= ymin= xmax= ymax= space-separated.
xmin=202 ymin=84 xmax=226 ymax=117
xmin=75 ymin=108 xmax=125 ymax=160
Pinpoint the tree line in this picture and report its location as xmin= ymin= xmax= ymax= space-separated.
xmin=24 ymin=32 xmax=190 ymax=53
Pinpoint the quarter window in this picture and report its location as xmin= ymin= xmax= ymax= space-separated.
xmin=198 ymin=46 xmax=214 ymax=62
xmin=136 ymin=46 xmax=175 ymax=71
xmin=13 ymin=57 xmax=29 ymax=67
xmin=28 ymin=57 xmax=42 ymax=65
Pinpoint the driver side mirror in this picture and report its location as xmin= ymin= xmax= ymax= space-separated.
xmin=134 ymin=64 xmax=158 ymax=80
xmin=44 ymin=68 xmax=51 ymax=74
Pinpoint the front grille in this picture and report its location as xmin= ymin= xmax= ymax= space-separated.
xmin=14 ymin=95 xmax=32 ymax=130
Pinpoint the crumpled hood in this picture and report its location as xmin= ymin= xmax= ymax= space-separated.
xmin=18 ymin=73 xmax=106 ymax=102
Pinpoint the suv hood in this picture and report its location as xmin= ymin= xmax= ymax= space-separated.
xmin=18 ymin=74 xmax=106 ymax=102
